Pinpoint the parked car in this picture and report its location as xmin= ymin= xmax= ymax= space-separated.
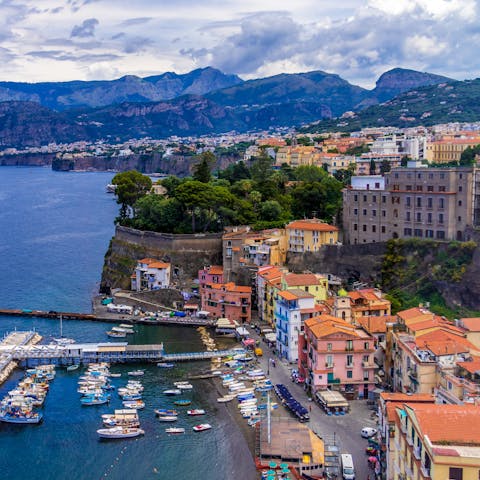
xmin=361 ymin=427 xmax=377 ymax=438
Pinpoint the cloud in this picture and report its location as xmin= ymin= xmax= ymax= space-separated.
xmin=71 ymin=18 xmax=99 ymax=38
xmin=68 ymin=0 xmax=101 ymax=13
xmin=119 ymin=17 xmax=153 ymax=27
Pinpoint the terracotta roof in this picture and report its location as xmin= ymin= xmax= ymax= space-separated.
xmin=460 ymin=318 xmax=480 ymax=332
xmin=305 ymin=315 xmax=362 ymax=340
xmin=284 ymin=273 xmax=320 ymax=287
xmin=149 ymin=262 xmax=170 ymax=269
xmin=206 ymin=282 xmax=251 ymax=294
xmin=206 ymin=266 xmax=223 ymax=275
xmin=380 ymin=392 xmax=434 ymax=402
xmin=457 ymin=359 xmax=480 ymax=374
xmin=286 ymin=220 xmax=339 ymax=232
xmin=357 ymin=316 xmax=395 ymax=334
xmin=397 ymin=307 xmax=434 ymax=323
xmin=138 ymin=257 xmax=158 ymax=264
xmin=278 ymin=290 xmax=300 ymax=301
xmin=406 ymin=404 xmax=480 ymax=445
xmin=415 ymin=330 xmax=476 ymax=356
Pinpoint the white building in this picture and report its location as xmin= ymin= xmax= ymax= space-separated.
xmin=131 ymin=258 xmax=171 ymax=291
xmin=275 ymin=289 xmax=316 ymax=363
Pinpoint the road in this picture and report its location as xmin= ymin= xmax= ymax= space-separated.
xmin=251 ymin=332 xmax=378 ymax=480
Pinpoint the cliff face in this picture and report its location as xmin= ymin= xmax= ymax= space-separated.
xmin=100 ymin=226 xmax=223 ymax=293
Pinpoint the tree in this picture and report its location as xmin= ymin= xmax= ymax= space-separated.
xmin=400 ymin=155 xmax=409 ymax=167
xmin=192 ymin=151 xmax=216 ymax=183
xmin=260 ymin=200 xmax=283 ymax=221
xmin=112 ymin=170 xmax=152 ymax=220
xmin=380 ymin=159 xmax=391 ymax=174
xmin=369 ymin=159 xmax=376 ymax=175
xmin=460 ymin=144 xmax=480 ymax=166
xmin=294 ymin=165 xmax=328 ymax=183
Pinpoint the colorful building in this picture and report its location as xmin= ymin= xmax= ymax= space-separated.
xmin=131 ymin=258 xmax=171 ymax=291
xmin=198 ymin=265 xmax=224 ymax=289
xmin=200 ymin=282 xmax=252 ymax=323
xmin=256 ymin=266 xmax=284 ymax=326
xmin=298 ymin=315 xmax=376 ymax=399
xmin=286 ymin=219 xmax=339 ymax=253
xmin=282 ymin=273 xmax=328 ymax=303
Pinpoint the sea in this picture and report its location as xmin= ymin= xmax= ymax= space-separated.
xmin=0 ymin=167 xmax=244 ymax=480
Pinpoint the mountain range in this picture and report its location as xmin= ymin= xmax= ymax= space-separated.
xmin=0 ymin=67 xmax=462 ymax=147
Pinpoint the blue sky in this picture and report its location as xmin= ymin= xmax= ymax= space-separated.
xmin=1 ymin=0 xmax=478 ymax=87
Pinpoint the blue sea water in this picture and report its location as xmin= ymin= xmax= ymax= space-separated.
xmin=0 ymin=167 xmax=247 ymax=480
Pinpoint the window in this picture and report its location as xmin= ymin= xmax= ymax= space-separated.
xmin=427 ymin=185 xmax=434 ymax=192
xmin=448 ymin=467 xmax=463 ymax=480
xmin=416 ymin=185 xmax=423 ymax=191
xmin=414 ymin=229 xmax=423 ymax=237
xmin=363 ymin=354 xmax=369 ymax=362
xmin=375 ymin=182 xmax=380 ymax=189
xmin=416 ymin=197 xmax=422 ymax=208
xmin=406 ymin=196 xmax=411 ymax=207
xmin=426 ymin=229 xmax=434 ymax=238
xmin=372 ymin=209 xmax=377 ymax=217
xmin=327 ymin=343 xmax=332 ymax=351
xmin=364 ymin=342 xmax=369 ymax=350
xmin=354 ymin=195 xmax=358 ymax=202
xmin=427 ymin=197 xmax=433 ymax=208
xmin=372 ymin=195 xmax=377 ymax=203
xmin=416 ymin=212 xmax=422 ymax=222
xmin=427 ymin=213 xmax=432 ymax=223
xmin=362 ymin=225 xmax=367 ymax=232
xmin=347 ymin=370 xmax=353 ymax=379
xmin=406 ymin=185 xmax=412 ymax=191
xmin=354 ymin=208 xmax=358 ymax=215
xmin=429 ymin=173 xmax=434 ymax=179
xmin=346 ymin=340 xmax=353 ymax=351
xmin=382 ymin=210 xmax=386 ymax=217
xmin=346 ymin=354 xmax=353 ymax=367
xmin=417 ymin=173 xmax=422 ymax=179
xmin=437 ymin=230 xmax=445 ymax=239
xmin=458 ymin=216 xmax=462 ymax=222
xmin=458 ymin=200 xmax=462 ymax=206
xmin=381 ymin=226 xmax=386 ymax=233
xmin=363 ymin=209 xmax=367 ymax=216
xmin=439 ymin=185 xmax=446 ymax=192
xmin=459 ymin=185 xmax=463 ymax=192
xmin=326 ymin=354 xmax=333 ymax=367
xmin=439 ymin=197 xmax=445 ymax=208
xmin=406 ymin=211 xmax=411 ymax=221
xmin=382 ymin=196 xmax=386 ymax=203
xmin=363 ymin=195 xmax=367 ymax=202
xmin=372 ymin=225 xmax=376 ymax=233
xmin=439 ymin=213 xmax=444 ymax=224
xmin=404 ymin=228 xmax=412 ymax=236
xmin=440 ymin=173 xmax=445 ymax=179
xmin=354 ymin=224 xmax=358 ymax=231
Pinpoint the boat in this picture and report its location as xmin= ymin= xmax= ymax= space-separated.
xmin=97 ymin=427 xmax=144 ymax=439
xmin=122 ymin=400 xmax=145 ymax=409
xmin=102 ymin=409 xmax=139 ymax=428
xmin=157 ymin=415 xmax=178 ymax=422
xmin=193 ymin=423 xmax=212 ymax=432
xmin=81 ymin=394 xmax=110 ymax=406
xmin=107 ymin=330 xmax=126 ymax=338
xmin=105 ymin=184 xmax=117 ymax=194
xmin=127 ymin=370 xmax=144 ymax=377
xmin=187 ymin=409 xmax=205 ymax=416
xmin=163 ymin=389 xmax=181 ymax=396
xmin=66 ymin=365 xmax=80 ymax=372
xmin=157 ymin=363 xmax=175 ymax=368
xmin=165 ymin=427 xmax=185 ymax=434
xmin=217 ymin=396 xmax=234 ymax=403
xmin=176 ymin=383 xmax=193 ymax=390
xmin=121 ymin=393 xmax=142 ymax=401
xmin=109 ymin=373 xmax=122 ymax=378
xmin=112 ymin=327 xmax=134 ymax=334
xmin=173 ymin=399 xmax=191 ymax=406
xmin=154 ymin=409 xmax=177 ymax=416
xmin=0 ymin=408 xmax=43 ymax=424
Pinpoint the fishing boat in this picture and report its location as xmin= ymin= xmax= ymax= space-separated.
xmin=122 ymin=400 xmax=145 ymax=409
xmin=163 ymin=389 xmax=181 ymax=396
xmin=81 ymin=393 xmax=110 ymax=406
xmin=173 ymin=399 xmax=191 ymax=406
xmin=119 ymin=324 xmax=134 ymax=329
xmin=165 ymin=427 xmax=185 ymax=434
xmin=157 ymin=415 xmax=178 ymax=422
xmin=154 ymin=409 xmax=177 ymax=416
xmin=102 ymin=409 xmax=139 ymax=428
xmin=109 ymin=373 xmax=122 ymax=378
xmin=127 ymin=370 xmax=144 ymax=377
xmin=157 ymin=363 xmax=175 ymax=368
xmin=121 ymin=393 xmax=142 ymax=401
xmin=193 ymin=423 xmax=212 ymax=432
xmin=106 ymin=330 xmax=126 ymax=338
xmin=187 ymin=409 xmax=205 ymax=416
xmin=0 ymin=406 xmax=43 ymax=424
xmin=66 ymin=364 xmax=80 ymax=372
xmin=97 ymin=427 xmax=144 ymax=439
xmin=112 ymin=327 xmax=134 ymax=335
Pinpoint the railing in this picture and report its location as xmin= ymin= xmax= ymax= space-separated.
xmin=421 ymin=464 xmax=431 ymax=478
xmin=406 ymin=435 xmax=413 ymax=447
xmin=413 ymin=445 xmax=421 ymax=460
xmin=363 ymin=360 xmax=376 ymax=368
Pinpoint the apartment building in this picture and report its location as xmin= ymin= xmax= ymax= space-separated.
xmin=391 ymin=403 xmax=480 ymax=480
xmin=198 ymin=265 xmax=224 ymax=289
xmin=426 ymin=138 xmax=480 ymax=163
xmin=131 ymin=258 xmax=171 ymax=291
xmin=286 ymin=219 xmax=339 ymax=253
xmin=343 ymin=165 xmax=477 ymax=244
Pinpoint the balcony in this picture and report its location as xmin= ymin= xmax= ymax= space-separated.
xmin=325 ymin=363 xmax=334 ymax=369
xmin=406 ymin=435 xmax=413 ymax=447
xmin=413 ymin=446 xmax=421 ymax=460
xmin=420 ymin=464 xmax=431 ymax=478
xmin=346 ymin=363 xmax=354 ymax=369
xmin=327 ymin=377 xmax=341 ymax=384
xmin=363 ymin=361 xmax=377 ymax=368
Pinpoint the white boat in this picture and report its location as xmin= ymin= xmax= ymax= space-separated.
xmin=187 ymin=409 xmax=205 ymax=416
xmin=217 ymin=396 xmax=234 ymax=403
xmin=122 ymin=400 xmax=145 ymax=409
xmin=163 ymin=389 xmax=181 ymax=396
xmin=105 ymin=184 xmax=117 ymax=194
xmin=97 ymin=427 xmax=144 ymax=439
xmin=177 ymin=383 xmax=193 ymax=390
xmin=165 ymin=427 xmax=185 ymax=434
xmin=109 ymin=373 xmax=122 ymax=378
xmin=127 ymin=370 xmax=144 ymax=377
xmin=157 ymin=415 xmax=178 ymax=422
xmin=193 ymin=423 xmax=212 ymax=432
xmin=107 ymin=331 xmax=126 ymax=338
xmin=157 ymin=363 xmax=175 ymax=368
xmin=112 ymin=327 xmax=134 ymax=334
xmin=119 ymin=324 xmax=134 ymax=329
xmin=66 ymin=364 xmax=79 ymax=372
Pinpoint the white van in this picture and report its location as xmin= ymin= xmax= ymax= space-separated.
xmin=340 ymin=454 xmax=355 ymax=480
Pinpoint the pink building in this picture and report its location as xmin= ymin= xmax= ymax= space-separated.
xmin=201 ymin=282 xmax=252 ymax=324
xmin=298 ymin=314 xmax=376 ymax=399
xmin=198 ymin=265 xmax=224 ymax=289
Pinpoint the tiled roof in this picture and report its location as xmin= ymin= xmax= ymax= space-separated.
xmin=284 ymin=273 xmax=320 ymax=287
xmin=406 ymin=404 xmax=480 ymax=445
xmin=206 ymin=266 xmax=223 ymax=275
xmin=149 ymin=262 xmax=170 ymax=269
xmin=138 ymin=257 xmax=158 ymax=264
xmin=415 ymin=330 xmax=475 ymax=355
xmin=286 ymin=220 xmax=339 ymax=232
xmin=357 ymin=316 xmax=395 ymax=334
xmin=397 ymin=307 xmax=433 ymax=323
xmin=457 ymin=358 xmax=480 ymax=374
xmin=278 ymin=290 xmax=300 ymax=301
xmin=380 ymin=392 xmax=434 ymax=402
xmin=460 ymin=318 xmax=480 ymax=332
xmin=305 ymin=315 xmax=361 ymax=339
xmin=206 ymin=282 xmax=251 ymax=294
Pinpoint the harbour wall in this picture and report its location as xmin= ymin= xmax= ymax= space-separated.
xmin=100 ymin=226 xmax=223 ymax=292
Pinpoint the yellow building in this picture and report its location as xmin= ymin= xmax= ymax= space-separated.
xmin=425 ymin=139 xmax=480 ymax=163
xmin=275 ymin=146 xmax=320 ymax=167
xmin=241 ymin=229 xmax=287 ymax=267
xmin=281 ymin=273 xmax=328 ymax=303
xmin=392 ymin=403 xmax=480 ymax=480
xmin=286 ymin=219 xmax=339 ymax=253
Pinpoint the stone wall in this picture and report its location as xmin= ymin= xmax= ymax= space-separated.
xmin=100 ymin=226 xmax=223 ymax=292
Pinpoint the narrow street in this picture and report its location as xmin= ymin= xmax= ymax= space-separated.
xmin=251 ymin=331 xmax=378 ymax=480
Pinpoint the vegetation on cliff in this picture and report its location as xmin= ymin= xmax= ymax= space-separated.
xmin=115 ymin=153 xmax=343 ymax=234
xmin=381 ymin=239 xmax=477 ymax=317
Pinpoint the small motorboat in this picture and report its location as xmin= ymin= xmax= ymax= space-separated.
xmin=81 ymin=394 xmax=110 ymax=406
xmin=154 ymin=409 xmax=177 ymax=416
xmin=120 ymin=393 xmax=142 ymax=401
xmin=163 ymin=389 xmax=181 ymax=396
xmin=187 ymin=409 xmax=205 ymax=416
xmin=175 ymin=383 xmax=193 ymax=390
xmin=122 ymin=400 xmax=145 ymax=409
xmin=119 ymin=324 xmax=134 ymax=329
xmin=193 ymin=423 xmax=212 ymax=432
xmin=157 ymin=363 xmax=175 ymax=368
xmin=127 ymin=370 xmax=144 ymax=377
xmin=106 ymin=331 xmax=126 ymax=338
xmin=173 ymin=399 xmax=191 ymax=406
xmin=157 ymin=415 xmax=178 ymax=422
xmin=66 ymin=365 xmax=80 ymax=372
xmin=97 ymin=427 xmax=144 ymax=439
xmin=165 ymin=427 xmax=185 ymax=434
xmin=109 ymin=373 xmax=122 ymax=378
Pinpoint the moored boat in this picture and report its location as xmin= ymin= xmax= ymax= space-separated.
xmin=157 ymin=363 xmax=175 ymax=368
xmin=154 ymin=409 xmax=178 ymax=416
xmin=97 ymin=426 xmax=144 ymax=439
xmin=193 ymin=423 xmax=212 ymax=432
xmin=106 ymin=330 xmax=126 ymax=338
xmin=187 ymin=409 xmax=205 ymax=416
xmin=122 ymin=400 xmax=145 ymax=409
xmin=163 ymin=389 xmax=181 ymax=396
xmin=127 ymin=370 xmax=144 ymax=377
xmin=66 ymin=365 xmax=80 ymax=372
xmin=173 ymin=399 xmax=191 ymax=406
xmin=165 ymin=427 xmax=185 ymax=434
xmin=157 ymin=415 xmax=178 ymax=422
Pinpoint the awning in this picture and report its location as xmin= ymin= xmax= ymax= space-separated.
xmin=236 ymin=327 xmax=250 ymax=337
xmin=264 ymin=332 xmax=277 ymax=342
xmin=197 ymin=310 xmax=210 ymax=317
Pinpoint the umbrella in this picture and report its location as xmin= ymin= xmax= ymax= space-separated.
xmin=269 ymin=462 xmax=278 ymax=468
xmin=267 ymin=469 xmax=276 ymax=474
xmin=281 ymin=467 xmax=290 ymax=473
xmin=368 ymin=456 xmax=377 ymax=463
xmin=279 ymin=463 xmax=288 ymax=468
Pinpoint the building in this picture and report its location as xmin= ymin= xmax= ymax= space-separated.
xmin=286 ymin=219 xmax=339 ymax=253
xmin=314 ymin=153 xmax=355 ymax=174
xmin=343 ymin=166 xmax=478 ymax=244
xmin=391 ymin=403 xmax=480 ymax=480
xmin=275 ymin=289 xmax=316 ymax=362
xmin=256 ymin=266 xmax=284 ymax=326
xmin=200 ymin=282 xmax=252 ymax=323
xmin=282 ymin=273 xmax=329 ymax=303
xmin=131 ymin=258 xmax=171 ymax=291
xmin=426 ymin=138 xmax=480 ymax=163
xmin=298 ymin=315 xmax=376 ymax=399
xmin=198 ymin=265 xmax=224 ymax=289
xmin=240 ymin=229 xmax=287 ymax=268
xmin=355 ymin=153 xmax=402 ymax=175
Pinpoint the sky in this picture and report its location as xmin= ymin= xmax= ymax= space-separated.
xmin=1 ymin=0 xmax=479 ymax=87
